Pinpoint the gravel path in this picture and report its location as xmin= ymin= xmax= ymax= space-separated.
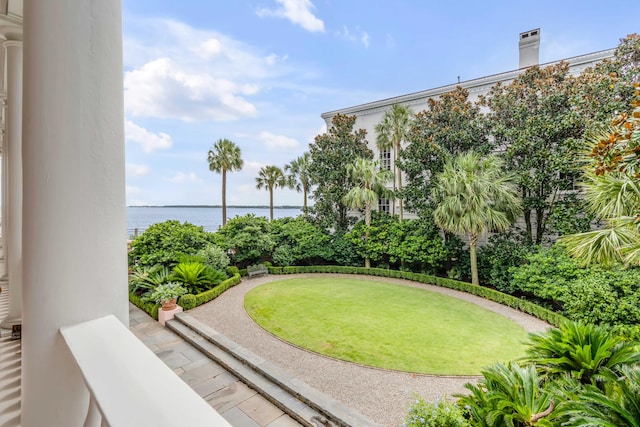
xmin=189 ymin=274 xmax=551 ymax=427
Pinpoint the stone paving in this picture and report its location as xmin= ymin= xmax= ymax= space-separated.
xmin=129 ymin=304 xmax=302 ymax=427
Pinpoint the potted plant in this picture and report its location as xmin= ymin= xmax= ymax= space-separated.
xmin=147 ymin=282 xmax=187 ymax=311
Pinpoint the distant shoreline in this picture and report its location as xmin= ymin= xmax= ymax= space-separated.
xmin=127 ymin=205 xmax=304 ymax=209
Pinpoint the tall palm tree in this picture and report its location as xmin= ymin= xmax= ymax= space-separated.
xmin=432 ymin=151 xmax=521 ymax=285
xmin=207 ymin=138 xmax=244 ymax=226
xmin=375 ymin=103 xmax=412 ymax=220
xmin=255 ymin=165 xmax=286 ymax=221
xmin=284 ymin=152 xmax=312 ymax=213
xmin=343 ymin=158 xmax=393 ymax=268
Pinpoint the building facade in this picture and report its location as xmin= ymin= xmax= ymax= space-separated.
xmin=321 ymin=29 xmax=614 ymax=219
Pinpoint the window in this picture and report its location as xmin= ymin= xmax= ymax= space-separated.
xmin=559 ymin=171 xmax=579 ymax=191
xmin=380 ymin=149 xmax=391 ymax=171
xmin=378 ymin=198 xmax=390 ymax=214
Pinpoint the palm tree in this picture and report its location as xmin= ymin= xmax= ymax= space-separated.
xmin=559 ymin=100 xmax=640 ymax=266
xmin=284 ymin=152 xmax=312 ymax=213
xmin=432 ymin=151 xmax=521 ymax=285
xmin=255 ymin=165 xmax=286 ymax=221
xmin=207 ymin=138 xmax=244 ymax=226
xmin=375 ymin=103 xmax=412 ymax=220
xmin=342 ymin=158 xmax=393 ymax=268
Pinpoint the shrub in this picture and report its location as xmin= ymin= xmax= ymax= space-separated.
xmin=128 ymin=220 xmax=214 ymax=267
xmin=194 ymin=273 xmax=242 ymax=306
xmin=212 ymin=214 xmax=274 ymax=266
xmin=145 ymin=282 xmax=187 ymax=305
xmin=270 ymin=217 xmax=332 ymax=265
xmin=128 ymin=265 xmax=171 ymax=295
xmin=178 ymin=294 xmax=197 ymax=310
xmin=171 ymin=261 xmax=226 ymax=294
xmin=196 ymin=244 xmax=230 ymax=272
xmin=477 ymin=232 xmax=535 ymax=293
xmin=404 ymin=397 xmax=468 ymax=427
xmin=226 ymin=266 xmax=240 ymax=276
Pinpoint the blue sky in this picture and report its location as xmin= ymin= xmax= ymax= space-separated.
xmin=122 ymin=0 xmax=639 ymax=206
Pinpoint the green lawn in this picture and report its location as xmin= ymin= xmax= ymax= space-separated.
xmin=244 ymin=277 xmax=530 ymax=375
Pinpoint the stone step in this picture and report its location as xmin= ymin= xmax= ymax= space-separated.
xmin=167 ymin=313 xmax=378 ymax=427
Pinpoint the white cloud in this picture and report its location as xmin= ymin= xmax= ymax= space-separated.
xmin=243 ymin=161 xmax=266 ymax=174
xmin=123 ymin=18 xmax=292 ymax=122
xmin=256 ymin=0 xmax=324 ymax=33
xmin=124 ymin=58 xmax=258 ymax=121
xmin=125 ymin=120 xmax=172 ymax=152
xmin=258 ymin=131 xmax=299 ymax=150
xmin=126 ymin=163 xmax=150 ymax=177
xmin=126 ymin=185 xmax=141 ymax=195
xmin=169 ymin=172 xmax=203 ymax=184
xmin=335 ymin=25 xmax=370 ymax=47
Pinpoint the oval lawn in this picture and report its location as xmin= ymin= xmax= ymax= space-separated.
xmin=244 ymin=277 xmax=530 ymax=375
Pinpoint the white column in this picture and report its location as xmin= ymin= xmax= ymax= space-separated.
xmin=0 ymin=126 xmax=7 ymax=280
xmin=22 ymin=2 xmax=128 ymax=426
xmin=0 ymin=39 xmax=22 ymax=329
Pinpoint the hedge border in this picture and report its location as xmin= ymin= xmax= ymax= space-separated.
xmin=267 ymin=266 xmax=567 ymax=327
xmin=129 ymin=273 xmax=242 ymax=319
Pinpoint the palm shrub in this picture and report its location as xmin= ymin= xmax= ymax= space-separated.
xmin=523 ymin=321 xmax=640 ymax=388
xmin=128 ymin=265 xmax=171 ymax=295
xmin=557 ymin=366 xmax=640 ymax=427
xmin=171 ymin=261 xmax=226 ymax=294
xmin=457 ymin=363 xmax=556 ymax=427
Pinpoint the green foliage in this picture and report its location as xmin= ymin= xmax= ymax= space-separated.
xmin=177 ymin=293 xmax=197 ymax=310
xmin=270 ymin=217 xmax=332 ymax=265
xmin=196 ymin=244 xmax=230 ymax=272
xmin=457 ymin=363 xmax=555 ymax=427
xmin=128 ymin=220 xmax=213 ymax=267
xmin=171 ymin=261 xmax=226 ymax=294
xmin=326 ymin=232 xmax=361 ymax=266
xmin=562 ymin=268 xmax=640 ymax=326
xmin=255 ymin=165 xmax=287 ymax=221
xmin=128 ymin=264 xmax=171 ymax=295
xmin=226 ymin=265 xmax=240 ymax=276
xmin=482 ymin=62 xmax=586 ymax=245
xmin=207 ymin=138 xmax=244 ymax=226
xmin=129 ymin=291 xmax=159 ymax=320
xmin=432 ymin=151 xmax=521 ymax=285
xmin=509 ymin=246 xmax=585 ymax=305
xmin=478 ymin=233 xmax=535 ymax=293
xmin=308 ymin=113 xmax=373 ymax=231
xmin=212 ymin=214 xmax=274 ymax=266
xmin=510 ymin=245 xmax=640 ymax=329
xmin=194 ymin=273 xmax=242 ymax=306
xmin=401 ymin=87 xmax=492 ymax=217
xmin=404 ymin=397 xmax=469 ymax=427
xmin=524 ymin=321 xmax=640 ymax=387
xmin=547 ymin=193 xmax=595 ymax=237
xmin=145 ymin=282 xmax=187 ymax=304
xmin=345 ymin=213 xmax=452 ymax=273
xmin=284 ymin=152 xmax=312 ymax=212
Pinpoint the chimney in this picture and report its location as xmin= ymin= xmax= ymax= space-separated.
xmin=519 ymin=28 xmax=540 ymax=68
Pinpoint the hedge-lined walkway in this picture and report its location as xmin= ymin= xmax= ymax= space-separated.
xmin=189 ymin=274 xmax=551 ymax=427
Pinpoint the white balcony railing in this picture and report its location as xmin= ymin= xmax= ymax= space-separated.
xmin=60 ymin=315 xmax=231 ymax=427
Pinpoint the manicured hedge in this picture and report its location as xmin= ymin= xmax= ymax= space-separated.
xmin=194 ymin=273 xmax=242 ymax=306
xmin=129 ymin=292 xmax=160 ymax=320
xmin=129 ymin=273 xmax=242 ymax=319
xmin=267 ymin=266 xmax=566 ymax=327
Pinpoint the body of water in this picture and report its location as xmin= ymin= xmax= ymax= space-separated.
xmin=127 ymin=206 xmax=302 ymax=236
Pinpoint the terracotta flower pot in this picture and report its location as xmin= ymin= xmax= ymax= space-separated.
xmin=161 ymin=298 xmax=177 ymax=311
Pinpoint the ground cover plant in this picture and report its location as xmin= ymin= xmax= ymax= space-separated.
xmin=244 ymin=277 xmax=529 ymax=375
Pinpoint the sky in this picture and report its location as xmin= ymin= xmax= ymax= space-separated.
xmin=122 ymin=0 xmax=639 ymax=207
